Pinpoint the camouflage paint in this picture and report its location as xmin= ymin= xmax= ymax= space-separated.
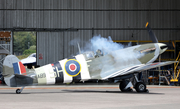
xmin=2 ymin=43 xmax=171 ymax=87
xmin=135 ymin=43 xmax=156 ymax=63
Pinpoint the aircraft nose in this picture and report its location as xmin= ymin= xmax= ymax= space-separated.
xmin=158 ymin=43 xmax=168 ymax=54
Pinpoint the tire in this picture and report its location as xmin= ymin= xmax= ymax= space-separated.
xmin=119 ymin=80 xmax=132 ymax=92
xmin=16 ymin=89 xmax=21 ymax=94
xmin=135 ymin=82 xmax=146 ymax=92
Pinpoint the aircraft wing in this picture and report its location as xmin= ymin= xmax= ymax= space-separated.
xmin=103 ymin=61 xmax=177 ymax=79
xmin=131 ymin=61 xmax=177 ymax=72
xmin=21 ymin=57 xmax=36 ymax=65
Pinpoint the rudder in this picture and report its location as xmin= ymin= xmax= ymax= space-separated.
xmin=13 ymin=62 xmax=27 ymax=75
xmin=3 ymin=55 xmax=21 ymax=77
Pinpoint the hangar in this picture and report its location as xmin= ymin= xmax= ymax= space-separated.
xmin=0 ymin=0 xmax=180 ymax=85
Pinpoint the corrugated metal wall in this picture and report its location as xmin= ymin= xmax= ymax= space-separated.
xmin=0 ymin=0 xmax=179 ymax=40
xmin=37 ymin=30 xmax=92 ymax=66
xmin=0 ymin=0 xmax=179 ymax=65
xmin=0 ymin=0 xmax=179 ymax=28
xmin=37 ymin=32 xmax=64 ymax=65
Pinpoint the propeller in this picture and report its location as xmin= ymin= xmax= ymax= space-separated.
xmin=145 ymin=22 xmax=158 ymax=43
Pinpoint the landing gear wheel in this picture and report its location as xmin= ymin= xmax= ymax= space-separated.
xmin=135 ymin=82 xmax=146 ymax=92
xmin=16 ymin=89 xmax=21 ymax=94
xmin=119 ymin=80 xmax=132 ymax=92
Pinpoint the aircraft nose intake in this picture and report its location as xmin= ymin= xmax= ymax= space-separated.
xmin=160 ymin=45 xmax=168 ymax=50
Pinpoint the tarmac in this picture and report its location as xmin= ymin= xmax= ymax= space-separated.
xmin=0 ymin=84 xmax=180 ymax=109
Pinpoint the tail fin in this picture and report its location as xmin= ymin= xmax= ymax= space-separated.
xmin=3 ymin=55 xmax=33 ymax=87
xmin=3 ymin=55 xmax=21 ymax=77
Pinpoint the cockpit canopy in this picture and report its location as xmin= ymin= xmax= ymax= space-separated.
xmin=83 ymin=51 xmax=95 ymax=60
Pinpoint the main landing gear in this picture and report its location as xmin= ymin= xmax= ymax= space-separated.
xmin=16 ymin=86 xmax=25 ymax=94
xmin=119 ymin=74 xmax=149 ymax=93
xmin=119 ymin=80 xmax=133 ymax=92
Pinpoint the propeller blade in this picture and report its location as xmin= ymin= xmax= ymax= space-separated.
xmin=145 ymin=22 xmax=158 ymax=43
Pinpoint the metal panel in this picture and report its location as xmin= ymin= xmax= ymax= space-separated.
xmin=0 ymin=0 xmax=179 ymax=9
xmin=37 ymin=32 xmax=64 ymax=66
xmin=16 ymin=0 xmax=24 ymax=9
xmin=0 ymin=10 xmax=178 ymax=29
xmin=94 ymin=29 xmax=180 ymax=41
xmin=61 ymin=11 xmax=68 ymax=28
xmin=43 ymin=11 xmax=50 ymax=28
xmin=0 ymin=11 xmax=3 ymax=28
xmin=37 ymin=30 xmax=92 ymax=66
xmin=0 ymin=0 xmax=179 ymax=30
xmin=6 ymin=0 xmax=14 ymax=9
xmin=0 ymin=0 xmax=4 ymax=9
xmin=177 ymin=11 xmax=180 ymax=37
xmin=73 ymin=11 xmax=80 ymax=28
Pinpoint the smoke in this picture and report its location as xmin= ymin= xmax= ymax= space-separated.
xmin=70 ymin=34 xmax=132 ymax=55
xmin=89 ymin=35 xmax=129 ymax=54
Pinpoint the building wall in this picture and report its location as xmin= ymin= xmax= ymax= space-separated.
xmin=0 ymin=0 xmax=179 ymax=65
xmin=37 ymin=30 xmax=92 ymax=65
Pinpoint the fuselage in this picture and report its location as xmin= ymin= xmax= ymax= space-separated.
xmin=27 ymin=43 xmax=167 ymax=85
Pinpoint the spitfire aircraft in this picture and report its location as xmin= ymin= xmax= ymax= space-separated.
xmin=2 ymin=22 xmax=177 ymax=94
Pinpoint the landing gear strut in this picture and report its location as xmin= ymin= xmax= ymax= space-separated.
xmin=16 ymin=86 xmax=25 ymax=94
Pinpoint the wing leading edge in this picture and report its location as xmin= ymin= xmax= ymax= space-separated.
xmin=102 ymin=61 xmax=177 ymax=79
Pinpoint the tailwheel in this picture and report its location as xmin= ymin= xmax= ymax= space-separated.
xmin=119 ymin=80 xmax=133 ymax=92
xmin=16 ymin=89 xmax=21 ymax=94
xmin=16 ymin=86 xmax=25 ymax=94
xmin=135 ymin=82 xmax=147 ymax=92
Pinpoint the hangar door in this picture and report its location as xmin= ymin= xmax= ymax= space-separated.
xmin=37 ymin=31 xmax=91 ymax=66
xmin=37 ymin=32 xmax=64 ymax=66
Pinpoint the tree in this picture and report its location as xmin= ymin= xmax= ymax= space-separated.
xmin=13 ymin=32 xmax=36 ymax=55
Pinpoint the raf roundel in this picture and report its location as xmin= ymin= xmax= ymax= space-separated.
xmin=64 ymin=59 xmax=81 ymax=77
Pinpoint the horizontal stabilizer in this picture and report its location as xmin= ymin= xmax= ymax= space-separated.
xmin=14 ymin=74 xmax=31 ymax=78
xmin=4 ymin=74 xmax=33 ymax=87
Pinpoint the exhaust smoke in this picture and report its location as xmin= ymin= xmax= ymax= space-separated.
xmin=70 ymin=34 xmax=132 ymax=55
